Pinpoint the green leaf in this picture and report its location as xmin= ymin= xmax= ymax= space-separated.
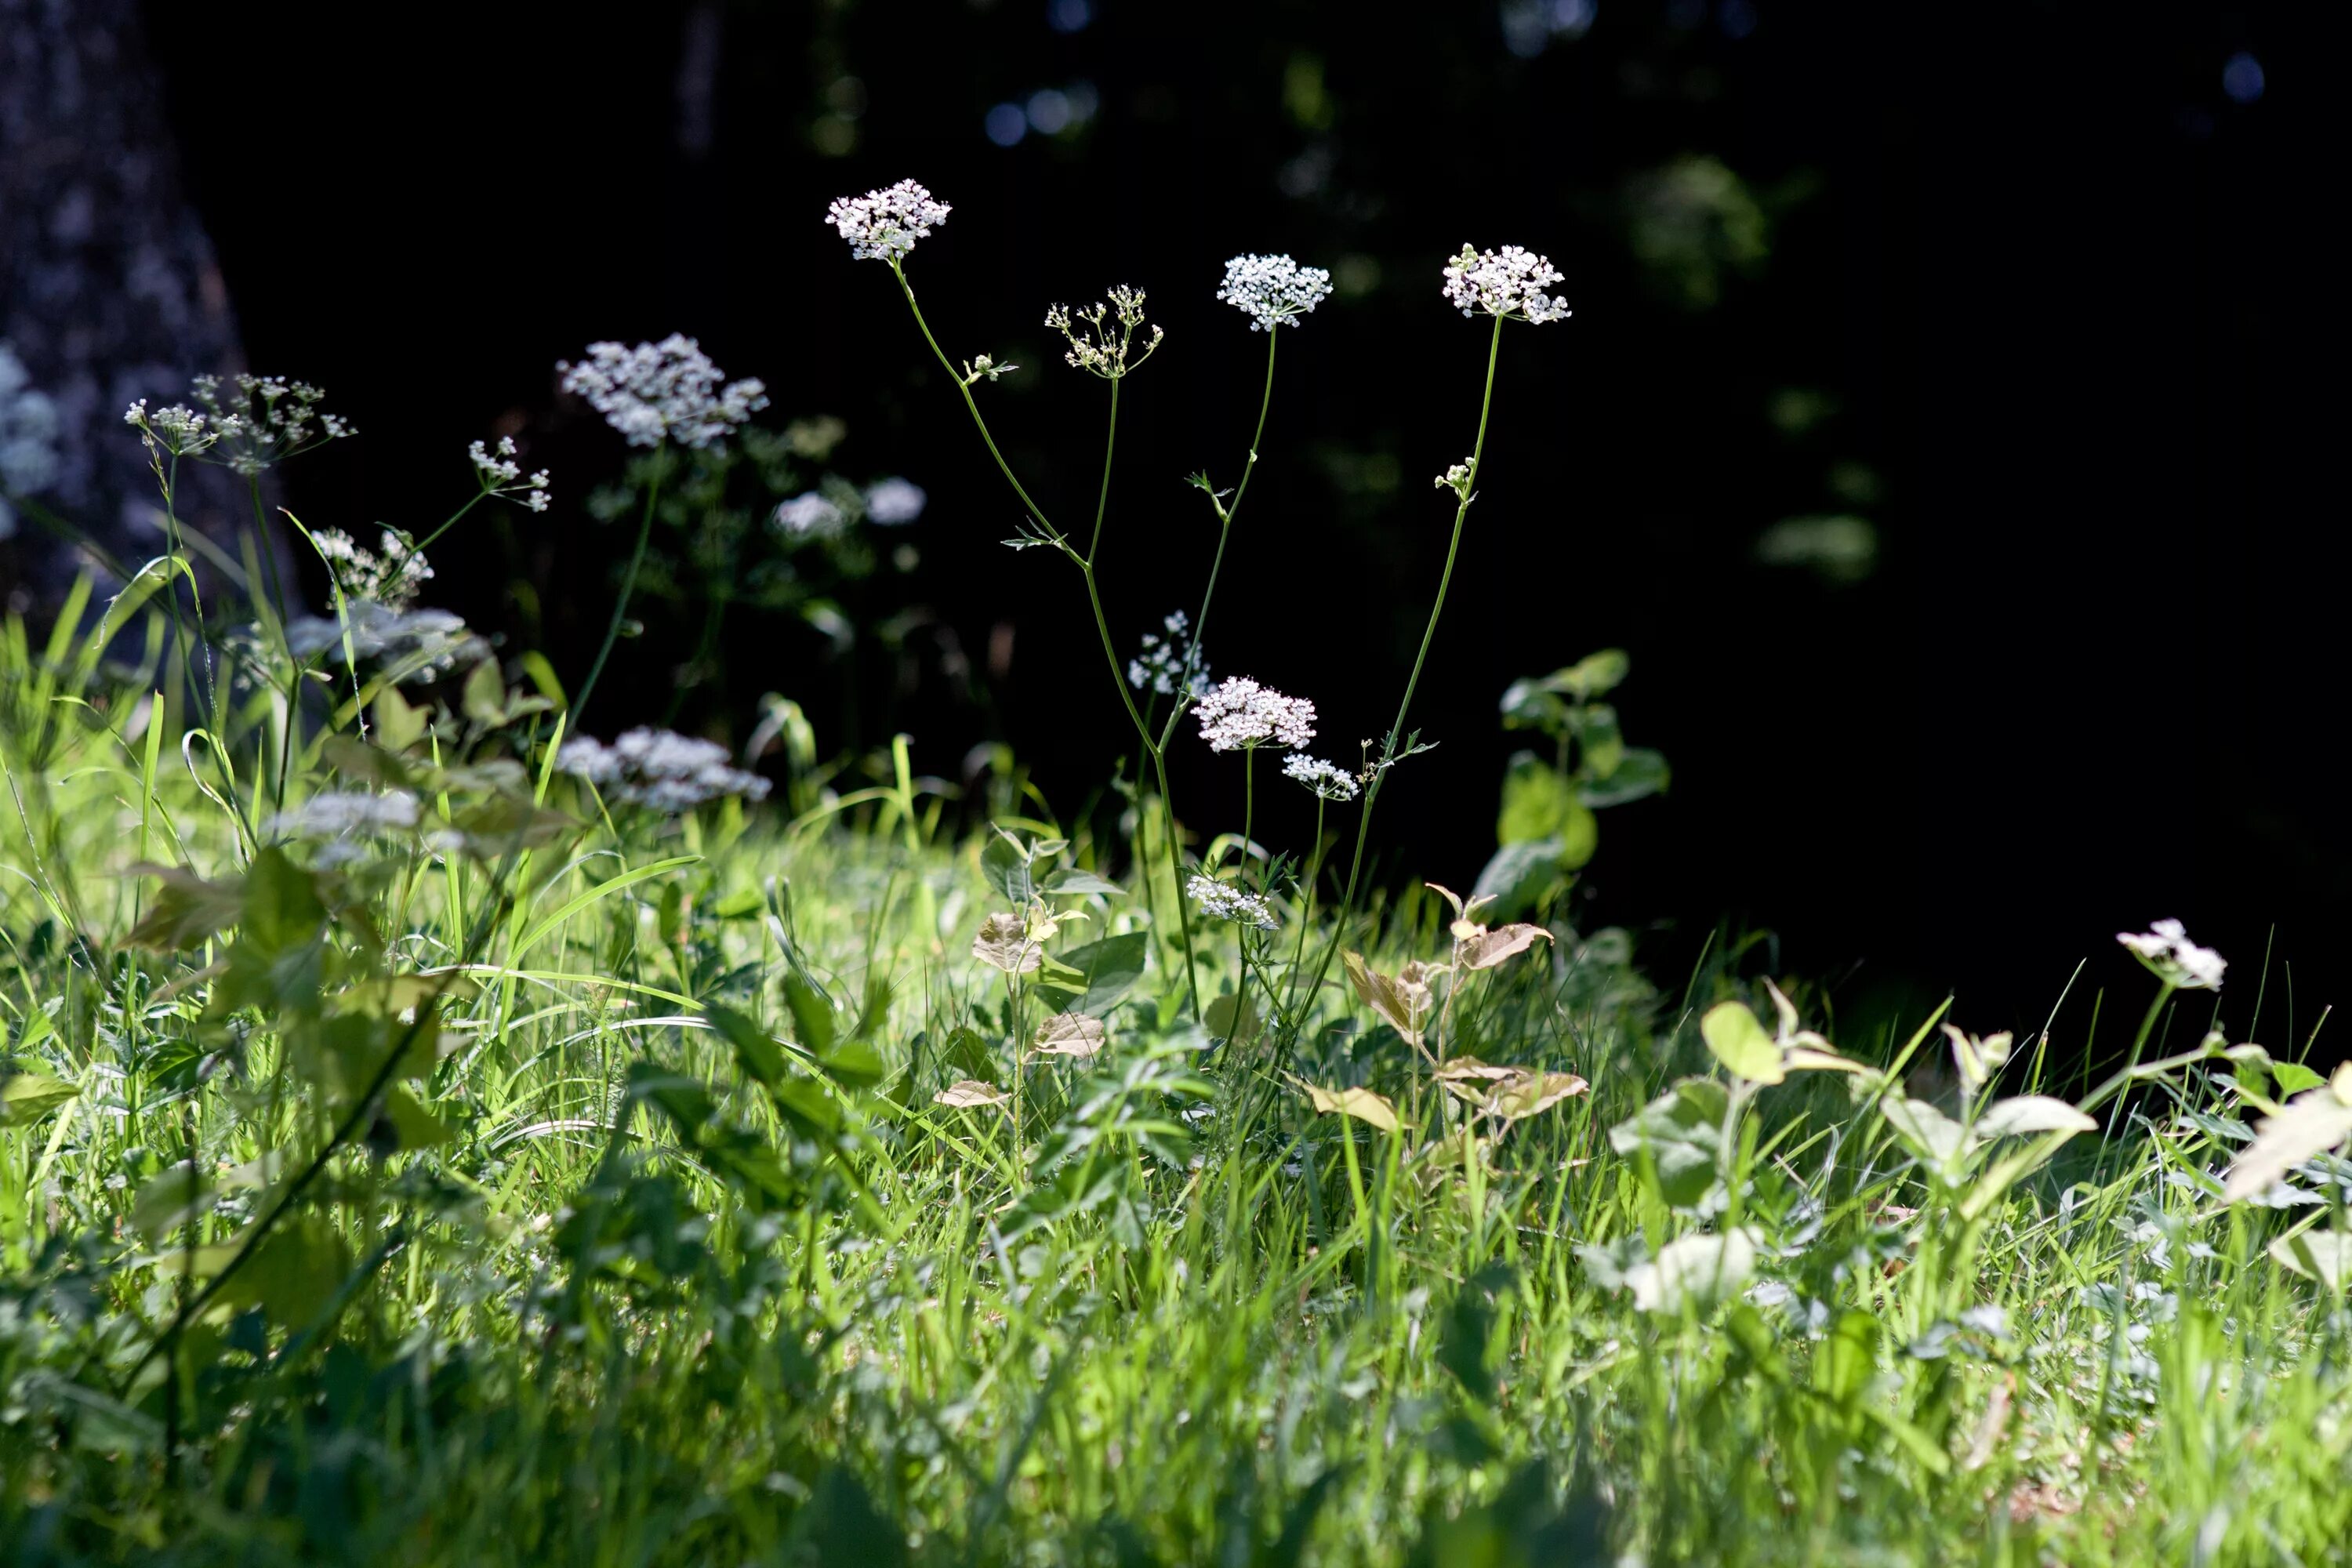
xmin=380 ymin=1086 xmax=456 ymax=1149
xmin=1815 ymin=1308 xmax=1878 ymax=1407
xmin=782 ymin=971 xmax=837 ymax=1054
xmin=942 ymin=1026 xmax=997 ymax=1086
xmin=1608 ymin=1079 xmax=1727 ymax=1211
xmin=1701 ymin=1001 xmax=1784 ymax=1083
xmin=1581 ymin=748 xmax=1670 ymax=808
xmin=124 ymin=862 xmax=245 ymax=951
xmin=1041 ymin=867 xmax=1123 ymax=897
xmin=2270 ymin=1230 xmax=2352 ymax=1290
xmin=818 ymin=1038 xmax=888 ymax=1091
xmin=1497 ymin=753 xmax=1577 ymax=844
xmin=1037 ymin=931 xmax=1149 ymax=1017
xmin=704 ymin=1004 xmax=789 ymax=1091
xmin=1577 ymin=703 xmax=1625 ymax=779
xmin=216 ymin=1217 xmax=353 ymax=1328
xmin=1880 ymin=1097 xmax=1974 ymax=1174
xmin=372 ymin=685 xmax=427 ymax=753
xmin=1631 ymin=1228 xmax=1756 ymax=1315
xmin=1204 ymin=991 xmax=1263 ymax=1046
xmin=980 ymin=830 xmax=1034 ymax=905
xmin=1543 ymin=648 xmax=1630 ymax=702
xmin=461 ymin=658 xmax=506 ymax=725
xmin=1471 ymin=837 xmax=1568 ymax=923
xmin=0 ymin=1068 xmax=76 ymax=1128
xmin=1973 ymin=1095 xmax=2096 ymax=1138
xmin=2274 ymin=1062 xmax=2327 ymax=1096
xmin=1498 ymin=678 xmax=1570 ymax=735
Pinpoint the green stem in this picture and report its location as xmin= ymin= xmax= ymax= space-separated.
xmin=1152 ymin=746 xmax=1203 ymax=1019
xmin=891 ymin=263 xmax=1062 ymax=543
xmin=1088 ymin=378 xmax=1119 ymax=564
xmin=1299 ymin=315 xmax=1508 ymax=1028
xmin=572 ymin=463 xmax=664 ymax=728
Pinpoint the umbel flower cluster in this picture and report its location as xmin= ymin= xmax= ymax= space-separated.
xmin=1186 ymin=873 xmax=1278 ymax=931
xmin=2118 ymin=918 xmax=2227 ymax=991
xmin=1194 ymin=677 xmax=1316 ymax=753
xmin=469 ymin=437 xmax=553 ymax=512
xmin=1283 ymin=753 xmax=1362 ymax=802
xmin=125 ymin=375 xmax=355 ymax=472
xmin=1045 ymin=287 xmax=1163 ymax=379
xmin=310 ymin=526 xmax=434 ymax=610
xmin=557 ymin=728 xmax=772 ymax=811
xmin=1127 ymin=611 xmax=1211 ymax=699
xmin=1441 ymin=244 xmax=1573 ymax=325
xmin=824 ymin=179 xmax=952 ymax=263
xmin=1216 ymin=254 xmax=1334 ymax=332
xmin=557 ymin=336 xmax=769 ymax=449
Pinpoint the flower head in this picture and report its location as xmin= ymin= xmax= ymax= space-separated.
xmin=771 ymin=491 xmax=848 ymax=539
xmin=1283 ymin=753 xmax=1361 ymax=802
xmin=1441 ymin=244 xmax=1573 ymax=325
xmin=863 ymin=477 xmax=927 ymax=525
xmin=1194 ymin=676 xmax=1316 ymax=753
xmin=470 ymin=436 xmax=553 ymax=513
xmin=284 ymin=603 xmax=487 ymax=682
xmin=826 ymin=180 xmax=952 ymax=263
xmin=2117 ymin=918 xmax=2227 ymax=991
xmin=1188 ymin=873 xmax=1278 ymax=931
xmin=1216 ymin=254 xmax=1334 ymax=331
xmin=557 ymin=336 xmax=768 ymax=449
xmin=1045 ymin=286 xmax=1163 ymax=379
xmin=311 ymin=526 xmax=434 ymax=610
xmin=557 ymin=728 xmax=771 ymax=811
xmin=1127 ymin=610 xmax=1211 ymax=699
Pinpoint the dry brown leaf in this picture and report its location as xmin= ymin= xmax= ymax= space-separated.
xmin=971 ymin=912 xmax=1042 ymax=974
xmin=1458 ymin=923 xmax=1553 ymax=971
xmin=935 ymin=1079 xmax=1010 ymax=1109
xmin=1342 ymin=950 xmax=1432 ymax=1043
xmin=1303 ymin=1083 xmax=1402 ymax=1133
xmin=1033 ymin=1011 xmax=1106 ymax=1058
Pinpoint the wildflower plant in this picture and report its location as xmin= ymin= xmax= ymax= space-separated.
xmin=829 ymin=180 xmax=1572 ymax=1044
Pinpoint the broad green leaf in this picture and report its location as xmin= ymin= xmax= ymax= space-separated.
xmin=704 ymin=1003 xmax=789 ymax=1089
xmin=380 ymin=1086 xmax=456 ymax=1149
xmin=124 ymin=862 xmax=244 ymax=951
xmin=2274 ymin=1062 xmax=2327 ymax=1096
xmin=1881 ymin=1097 xmax=1974 ymax=1173
xmin=1304 ymin=1083 xmax=1400 ymax=1134
xmin=1816 ymin=1308 xmax=1878 ymax=1406
xmin=1042 ymin=867 xmax=1123 ymax=897
xmin=1974 ymin=1095 xmax=2096 ymax=1138
xmin=1608 ymin=1079 xmax=1728 ymax=1211
xmin=1497 ymin=754 xmax=1579 ymax=845
xmin=818 ymin=1038 xmax=887 ymax=1091
xmin=0 ymin=1068 xmax=77 ymax=1127
xmin=782 ymin=971 xmax=837 ymax=1054
xmin=1577 ymin=703 xmax=1624 ymax=779
xmin=1204 ymin=992 xmax=1263 ymax=1046
xmin=373 ymin=685 xmax=426 ymax=752
xmin=1701 ymin=1001 xmax=1784 ymax=1083
xmin=216 ymin=1217 xmax=352 ymax=1328
xmin=980 ymin=831 xmax=1034 ymax=905
xmin=1498 ymin=677 xmax=1570 ymax=735
xmin=131 ymin=1163 xmax=216 ymax=1240
xmin=2269 ymin=1230 xmax=2352 ymax=1290
xmin=1542 ymin=648 xmax=1630 ymax=702
xmin=1470 ymin=837 xmax=1567 ymax=922
xmin=2225 ymin=1087 xmax=2352 ymax=1203
xmin=942 ymin=1026 xmax=997 ymax=1085
xmin=1038 ymin=931 xmax=1149 ymax=1016
xmin=1581 ymin=748 xmax=1670 ymax=809
xmin=461 ymin=658 xmax=506 ymax=725
xmin=1630 ymin=1228 xmax=1756 ymax=1315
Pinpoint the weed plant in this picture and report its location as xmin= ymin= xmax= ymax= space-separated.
xmin=0 ymin=188 xmax=2348 ymax=1566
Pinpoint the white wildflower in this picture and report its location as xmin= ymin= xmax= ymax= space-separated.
xmin=863 ymin=477 xmax=927 ymax=525
xmin=2117 ymin=918 xmax=2227 ymax=991
xmin=164 ymin=374 xmax=353 ymax=474
xmin=1283 ymin=754 xmax=1361 ymax=802
xmin=557 ymin=335 xmax=769 ymax=449
xmin=1187 ymin=873 xmax=1278 ymax=931
xmin=470 ymin=436 xmax=554 ymax=513
xmin=771 ymin=491 xmax=848 ymax=539
xmin=1435 ymin=456 xmax=1475 ymax=497
xmin=1045 ymin=286 xmax=1164 ymax=379
xmin=960 ymin=353 xmax=1018 ymax=387
xmin=1127 ymin=610 xmax=1210 ymax=699
xmin=264 ymin=790 xmax=420 ymax=839
xmin=557 ymin=728 xmax=772 ymax=811
xmin=0 ymin=345 xmax=61 ymax=538
xmin=1216 ymin=254 xmax=1334 ymax=331
xmin=284 ymin=603 xmax=486 ymax=680
xmin=1194 ymin=676 xmax=1316 ymax=753
xmin=1441 ymin=243 xmax=1573 ymax=325
xmin=825 ymin=180 xmax=952 ymax=263
xmin=311 ymin=526 xmax=434 ymax=610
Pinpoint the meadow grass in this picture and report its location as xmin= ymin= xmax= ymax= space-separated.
xmin=5 ymin=195 xmax=2350 ymax=1567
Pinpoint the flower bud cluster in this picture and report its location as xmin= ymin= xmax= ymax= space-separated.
xmin=557 ymin=336 xmax=768 ymax=449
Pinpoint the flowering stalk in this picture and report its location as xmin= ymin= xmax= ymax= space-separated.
xmin=571 ymin=463 xmax=662 ymax=728
xmin=1298 ymin=314 xmax=1508 ymax=1036
xmin=884 ymin=257 xmax=1210 ymax=1017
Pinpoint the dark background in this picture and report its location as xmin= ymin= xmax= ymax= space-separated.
xmin=106 ymin=0 xmax=2347 ymax=1040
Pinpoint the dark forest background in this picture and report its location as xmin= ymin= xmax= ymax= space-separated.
xmin=9 ymin=0 xmax=2343 ymax=1041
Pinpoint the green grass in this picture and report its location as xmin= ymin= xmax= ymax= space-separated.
xmin=4 ymin=575 xmax=2350 ymax=1568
